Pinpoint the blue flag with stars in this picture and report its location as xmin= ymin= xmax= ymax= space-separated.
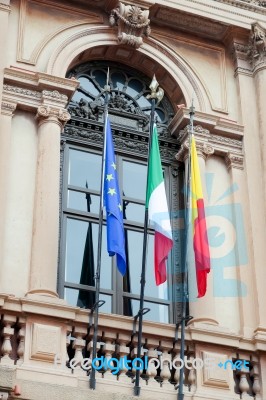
xmin=103 ymin=117 xmax=126 ymax=275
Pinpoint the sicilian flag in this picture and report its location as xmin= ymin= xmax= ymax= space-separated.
xmin=191 ymin=135 xmax=210 ymax=297
xmin=146 ymin=125 xmax=173 ymax=285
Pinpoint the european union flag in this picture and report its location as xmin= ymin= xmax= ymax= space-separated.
xmin=103 ymin=117 xmax=126 ymax=275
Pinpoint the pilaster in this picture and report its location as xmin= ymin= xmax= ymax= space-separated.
xmin=28 ymin=104 xmax=70 ymax=298
xmin=175 ymin=122 xmax=245 ymax=331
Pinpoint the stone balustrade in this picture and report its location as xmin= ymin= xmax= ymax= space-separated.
xmin=0 ymin=296 xmax=263 ymax=399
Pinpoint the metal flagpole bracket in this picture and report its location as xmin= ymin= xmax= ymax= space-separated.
xmin=132 ymin=308 xmax=150 ymax=337
xmin=173 ymin=315 xmax=193 ymax=347
xmin=91 ymin=300 xmax=106 ymax=313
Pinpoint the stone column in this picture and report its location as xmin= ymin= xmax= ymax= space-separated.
xmin=225 ymin=153 xmax=257 ymax=337
xmin=176 ymin=126 xmax=218 ymax=326
xmin=28 ymin=105 xmax=70 ymax=298
xmin=0 ymin=101 xmax=16 ymax=272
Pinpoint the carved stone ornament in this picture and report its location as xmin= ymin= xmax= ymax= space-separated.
xmin=248 ymin=22 xmax=266 ymax=68
xmin=239 ymin=0 xmax=266 ymax=7
xmin=216 ymin=0 xmax=266 ymax=10
xmin=1 ymin=101 xmax=17 ymax=116
xmin=42 ymin=90 xmax=68 ymax=102
xmin=109 ymin=2 xmax=151 ymax=48
xmin=3 ymin=84 xmax=42 ymax=99
xmin=225 ymin=152 xmax=244 ymax=170
xmin=37 ymin=105 xmax=71 ymax=126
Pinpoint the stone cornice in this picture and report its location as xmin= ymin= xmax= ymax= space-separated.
xmin=173 ymin=113 xmax=244 ymax=169
xmin=3 ymin=67 xmax=79 ymax=101
xmin=213 ymin=0 xmax=266 ymax=14
xmin=3 ymin=68 xmax=79 ymax=113
xmin=169 ymin=107 xmax=244 ymax=141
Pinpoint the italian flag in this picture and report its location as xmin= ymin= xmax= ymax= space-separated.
xmin=191 ymin=135 xmax=210 ymax=297
xmin=146 ymin=125 xmax=173 ymax=285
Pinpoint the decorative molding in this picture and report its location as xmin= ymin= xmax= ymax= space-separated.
xmin=0 ymin=3 xmax=11 ymax=13
xmin=42 ymin=90 xmax=69 ymax=109
xmin=3 ymin=84 xmax=42 ymax=99
xmin=1 ymin=101 xmax=17 ymax=116
xmin=63 ymin=124 xmax=178 ymax=163
xmin=42 ymin=90 xmax=68 ymax=102
xmin=213 ymin=0 xmax=266 ymax=13
xmin=155 ymin=8 xmax=227 ymax=41
xmin=109 ymin=2 xmax=151 ymax=48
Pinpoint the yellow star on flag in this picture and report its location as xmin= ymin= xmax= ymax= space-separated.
xmin=118 ymin=203 xmax=122 ymax=212
xmin=111 ymin=162 xmax=116 ymax=170
xmin=106 ymin=174 xmax=114 ymax=182
xmin=108 ymin=188 xmax=116 ymax=196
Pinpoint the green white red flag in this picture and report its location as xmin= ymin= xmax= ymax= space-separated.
xmin=146 ymin=125 xmax=173 ymax=285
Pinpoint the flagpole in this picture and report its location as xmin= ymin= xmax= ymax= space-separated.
xmin=177 ymin=100 xmax=195 ymax=400
xmin=134 ymin=75 xmax=164 ymax=397
xmin=90 ymin=69 xmax=110 ymax=390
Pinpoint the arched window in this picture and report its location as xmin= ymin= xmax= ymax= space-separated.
xmin=58 ymin=61 xmax=184 ymax=323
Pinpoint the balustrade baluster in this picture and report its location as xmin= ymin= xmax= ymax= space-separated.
xmin=1 ymin=314 xmax=16 ymax=365
xmin=72 ymin=325 xmax=87 ymax=376
xmin=16 ymin=317 xmax=26 ymax=366
xmin=159 ymin=340 xmax=173 ymax=390
xmin=117 ymin=333 xmax=130 ymax=383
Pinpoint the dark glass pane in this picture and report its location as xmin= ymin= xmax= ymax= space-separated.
xmin=123 ymin=161 xmax=146 ymax=201
xmin=123 ymin=230 xmax=168 ymax=300
xmin=65 ymin=288 xmax=112 ymax=313
xmin=98 ymin=294 xmax=112 ymax=314
xmin=79 ymin=77 xmax=100 ymax=96
xmin=137 ymin=95 xmax=152 ymax=108
xmin=67 ymin=191 xmax=100 ymax=214
xmin=127 ymin=78 xmax=144 ymax=98
xmin=72 ymin=91 xmax=92 ymax=104
xmin=65 ymin=287 xmax=95 ymax=309
xmin=111 ymin=72 xmax=126 ymax=91
xmin=68 ymin=150 xmax=101 ymax=190
xmin=65 ymin=219 xmax=111 ymax=290
xmin=124 ymin=298 xmax=169 ymax=323
xmin=155 ymin=109 xmax=165 ymax=122
xmin=93 ymin=70 xmax=107 ymax=88
xmin=123 ymin=201 xmax=145 ymax=223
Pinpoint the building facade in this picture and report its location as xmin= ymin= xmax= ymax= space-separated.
xmin=0 ymin=0 xmax=265 ymax=399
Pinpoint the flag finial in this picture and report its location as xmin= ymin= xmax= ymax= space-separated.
xmin=147 ymin=75 xmax=164 ymax=104
xmin=104 ymin=67 xmax=111 ymax=93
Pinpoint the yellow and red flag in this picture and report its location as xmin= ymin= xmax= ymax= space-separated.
xmin=191 ymin=135 xmax=210 ymax=297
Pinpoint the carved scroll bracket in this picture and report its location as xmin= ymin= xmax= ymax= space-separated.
xmin=225 ymin=152 xmax=244 ymax=170
xmin=247 ymin=22 xmax=266 ymax=72
xmin=109 ymin=1 xmax=151 ymax=48
xmin=1 ymin=101 xmax=17 ymax=117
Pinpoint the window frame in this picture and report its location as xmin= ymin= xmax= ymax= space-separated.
xmin=58 ymin=141 xmax=175 ymax=323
